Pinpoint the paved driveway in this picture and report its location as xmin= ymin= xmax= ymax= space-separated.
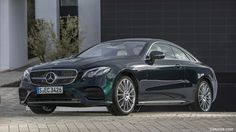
xmin=0 ymin=87 xmax=235 ymax=132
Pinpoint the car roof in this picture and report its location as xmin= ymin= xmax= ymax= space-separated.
xmin=103 ymin=38 xmax=182 ymax=48
xmin=104 ymin=38 xmax=180 ymax=45
xmin=105 ymin=38 xmax=157 ymax=43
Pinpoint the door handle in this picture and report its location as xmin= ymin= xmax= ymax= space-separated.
xmin=175 ymin=64 xmax=182 ymax=69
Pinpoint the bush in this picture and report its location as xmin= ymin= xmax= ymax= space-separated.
xmin=28 ymin=16 xmax=82 ymax=62
xmin=50 ymin=16 xmax=81 ymax=60
xmin=28 ymin=19 xmax=54 ymax=62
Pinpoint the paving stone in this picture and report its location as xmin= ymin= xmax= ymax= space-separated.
xmin=74 ymin=122 xmax=89 ymax=132
xmin=18 ymin=124 xmax=29 ymax=132
xmin=0 ymin=125 xmax=9 ymax=132
xmin=9 ymin=125 xmax=19 ymax=132
xmin=93 ymin=122 xmax=109 ymax=132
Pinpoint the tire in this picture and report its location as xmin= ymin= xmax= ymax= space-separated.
xmin=107 ymin=76 xmax=137 ymax=116
xmin=106 ymin=105 xmax=116 ymax=115
xmin=133 ymin=105 xmax=143 ymax=113
xmin=190 ymin=80 xmax=212 ymax=112
xmin=29 ymin=105 xmax=56 ymax=114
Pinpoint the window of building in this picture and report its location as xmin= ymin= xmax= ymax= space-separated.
xmin=60 ymin=0 xmax=78 ymax=17
xmin=60 ymin=0 xmax=78 ymax=6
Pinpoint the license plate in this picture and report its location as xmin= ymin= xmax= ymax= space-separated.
xmin=36 ymin=86 xmax=63 ymax=94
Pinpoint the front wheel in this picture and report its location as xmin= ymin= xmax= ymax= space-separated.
xmin=190 ymin=80 xmax=212 ymax=112
xmin=107 ymin=76 xmax=137 ymax=116
xmin=29 ymin=105 xmax=56 ymax=114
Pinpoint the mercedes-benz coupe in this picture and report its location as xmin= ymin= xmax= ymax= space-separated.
xmin=19 ymin=38 xmax=218 ymax=115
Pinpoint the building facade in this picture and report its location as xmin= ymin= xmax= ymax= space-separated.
xmin=1 ymin=0 xmax=236 ymax=75
xmin=101 ymin=0 xmax=236 ymax=75
xmin=0 ymin=0 xmax=27 ymax=71
xmin=0 ymin=0 xmax=236 ymax=109
xmin=0 ymin=0 xmax=101 ymax=71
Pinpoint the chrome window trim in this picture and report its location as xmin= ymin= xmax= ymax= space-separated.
xmin=144 ymin=41 xmax=158 ymax=60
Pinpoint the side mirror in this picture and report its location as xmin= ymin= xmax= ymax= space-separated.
xmin=149 ymin=51 xmax=165 ymax=60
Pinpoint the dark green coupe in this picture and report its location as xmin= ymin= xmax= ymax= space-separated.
xmin=19 ymin=38 xmax=218 ymax=115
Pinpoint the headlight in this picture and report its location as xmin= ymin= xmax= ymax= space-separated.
xmin=23 ymin=69 xmax=31 ymax=82
xmin=82 ymin=67 xmax=111 ymax=78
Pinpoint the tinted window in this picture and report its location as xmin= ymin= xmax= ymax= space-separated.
xmin=186 ymin=53 xmax=196 ymax=62
xmin=171 ymin=46 xmax=189 ymax=61
xmin=149 ymin=43 xmax=175 ymax=59
xmin=158 ymin=44 xmax=175 ymax=58
xmin=79 ymin=41 xmax=146 ymax=58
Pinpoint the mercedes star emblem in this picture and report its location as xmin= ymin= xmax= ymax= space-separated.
xmin=45 ymin=72 xmax=57 ymax=84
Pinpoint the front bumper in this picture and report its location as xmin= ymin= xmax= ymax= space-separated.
xmin=19 ymin=74 xmax=114 ymax=107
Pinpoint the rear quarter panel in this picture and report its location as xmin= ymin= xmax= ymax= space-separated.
xmin=184 ymin=61 xmax=218 ymax=102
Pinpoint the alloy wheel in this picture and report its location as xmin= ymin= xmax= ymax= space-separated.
xmin=116 ymin=78 xmax=136 ymax=113
xmin=198 ymin=81 xmax=212 ymax=112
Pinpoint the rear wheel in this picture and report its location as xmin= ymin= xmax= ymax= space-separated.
xmin=29 ymin=105 xmax=56 ymax=114
xmin=107 ymin=76 xmax=137 ymax=116
xmin=190 ymin=80 xmax=212 ymax=112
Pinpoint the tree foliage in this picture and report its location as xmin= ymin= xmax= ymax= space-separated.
xmin=51 ymin=16 xmax=81 ymax=59
xmin=28 ymin=19 xmax=54 ymax=62
xmin=28 ymin=16 xmax=82 ymax=62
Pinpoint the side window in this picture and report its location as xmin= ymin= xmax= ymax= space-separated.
xmin=149 ymin=43 xmax=161 ymax=53
xmin=186 ymin=53 xmax=196 ymax=62
xmin=148 ymin=43 xmax=175 ymax=59
xmin=171 ymin=46 xmax=189 ymax=61
xmin=158 ymin=44 xmax=175 ymax=58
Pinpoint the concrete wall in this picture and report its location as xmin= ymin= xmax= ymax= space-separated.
xmin=0 ymin=0 xmax=27 ymax=71
xmin=35 ymin=0 xmax=59 ymax=36
xmin=78 ymin=0 xmax=101 ymax=51
xmin=35 ymin=0 xmax=101 ymax=52
xmin=0 ymin=0 xmax=9 ymax=70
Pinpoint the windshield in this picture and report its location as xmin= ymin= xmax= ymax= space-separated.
xmin=78 ymin=41 xmax=146 ymax=58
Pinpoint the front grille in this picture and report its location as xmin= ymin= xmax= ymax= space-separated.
xmin=30 ymin=69 xmax=78 ymax=85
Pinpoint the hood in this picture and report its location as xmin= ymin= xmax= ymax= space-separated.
xmin=31 ymin=56 xmax=139 ymax=71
